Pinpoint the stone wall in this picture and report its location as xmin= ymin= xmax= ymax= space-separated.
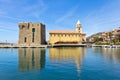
xmin=49 ymin=33 xmax=82 ymax=44
xmin=18 ymin=22 xmax=46 ymax=46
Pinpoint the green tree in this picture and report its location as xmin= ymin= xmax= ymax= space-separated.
xmin=93 ymin=36 xmax=99 ymax=42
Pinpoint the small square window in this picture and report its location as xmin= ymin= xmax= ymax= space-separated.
xmin=32 ymin=28 xmax=35 ymax=32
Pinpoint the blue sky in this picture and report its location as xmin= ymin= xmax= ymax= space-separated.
xmin=0 ymin=0 xmax=120 ymax=43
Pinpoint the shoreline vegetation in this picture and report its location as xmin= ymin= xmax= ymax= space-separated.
xmin=95 ymin=41 xmax=120 ymax=45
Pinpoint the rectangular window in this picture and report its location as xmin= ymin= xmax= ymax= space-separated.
xmin=24 ymin=37 xmax=27 ymax=43
xmin=28 ymin=23 xmax=30 ymax=29
xmin=32 ymin=28 xmax=35 ymax=42
xmin=32 ymin=28 xmax=35 ymax=32
xmin=32 ymin=33 xmax=34 ymax=42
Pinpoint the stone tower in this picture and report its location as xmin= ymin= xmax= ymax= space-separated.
xmin=18 ymin=22 xmax=46 ymax=46
xmin=76 ymin=20 xmax=82 ymax=33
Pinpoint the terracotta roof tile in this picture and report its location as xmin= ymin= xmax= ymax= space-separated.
xmin=50 ymin=30 xmax=80 ymax=34
xmin=50 ymin=30 xmax=86 ymax=35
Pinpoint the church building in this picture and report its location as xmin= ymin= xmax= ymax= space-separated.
xmin=49 ymin=20 xmax=86 ymax=44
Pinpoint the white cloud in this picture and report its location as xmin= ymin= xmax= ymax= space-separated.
xmin=0 ymin=0 xmax=47 ymax=20
xmin=19 ymin=0 xmax=47 ymax=19
xmin=0 ymin=15 xmax=24 ymax=21
xmin=83 ymin=0 xmax=120 ymax=36
xmin=55 ymin=5 xmax=79 ymax=24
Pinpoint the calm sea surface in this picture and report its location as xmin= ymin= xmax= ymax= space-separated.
xmin=0 ymin=47 xmax=120 ymax=80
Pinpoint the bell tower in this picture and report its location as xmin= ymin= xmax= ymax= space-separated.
xmin=76 ymin=20 xmax=82 ymax=33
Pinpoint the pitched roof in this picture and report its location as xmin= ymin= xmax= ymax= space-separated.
xmin=77 ymin=20 xmax=81 ymax=24
xmin=50 ymin=30 xmax=80 ymax=34
xmin=49 ymin=30 xmax=87 ymax=35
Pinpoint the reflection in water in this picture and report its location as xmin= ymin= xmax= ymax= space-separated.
xmin=18 ymin=48 xmax=45 ymax=72
xmin=49 ymin=47 xmax=86 ymax=72
xmin=92 ymin=47 xmax=120 ymax=62
xmin=102 ymin=48 xmax=120 ymax=62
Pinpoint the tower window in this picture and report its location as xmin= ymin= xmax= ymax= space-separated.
xmin=24 ymin=37 xmax=27 ymax=43
xmin=32 ymin=33 xmax=34 ymax=42
xmin=32 ymin=28 xmax=35 ymax=32
xmin=28 ymin=23 xmax=30 ymax=29
xmin=32 ymin=28 xmax=35 ymax=42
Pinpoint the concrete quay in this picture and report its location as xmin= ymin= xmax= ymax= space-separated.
xmin=0 ymin=44 xmax=87 ymax=48
xmin=48 ymin=44 xmax=87 ymax=48
xmin=0 ymin=44 xmax=47 ymax=48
